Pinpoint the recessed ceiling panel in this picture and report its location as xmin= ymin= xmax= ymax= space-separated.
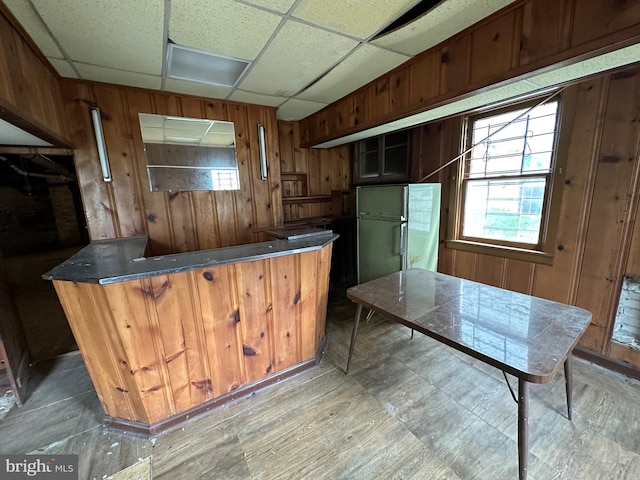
xmin=3 ymin=0 xmax=63 ymax=57
xmin=167 ymin=44 xmax=250 ymax=87
xmin=239 ymin=20 xmax=358 ymax=97
xmin=170 ymin=0 xmax=282 ymax=61
xmin=276 ymin=98 xmax=327 ymax=121
xmin=292 ymin=0 xmax=418 ymax=40
xmin=372 ymin=0 xmax=516 ymax=55
xmin=31 ymin=0 xmax=165 ymax=75
xmin=297 ymin=44 xmax=410 ymax=104
xmin=74 ymin=64 xmax=162 ymax=90
xmin=244 ymin=0 xmax=297 ymax=14
xmin=163 ymin=78 xmax=234 ymax=99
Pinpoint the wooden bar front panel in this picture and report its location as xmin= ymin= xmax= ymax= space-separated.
xmin=52 ymin=245 xmax=332 ymax=425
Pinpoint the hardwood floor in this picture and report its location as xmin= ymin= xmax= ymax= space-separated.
xmin=1 ymin=294 xmax=639 ymax=479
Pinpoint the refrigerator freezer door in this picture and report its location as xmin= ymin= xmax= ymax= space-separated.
xmin=407 ymin=183 xmax=441 ymax=271
xmin=357 ymin=218 xmax=405 ymax=284
xmin=356 ymin=184 xmax=407 ymax=220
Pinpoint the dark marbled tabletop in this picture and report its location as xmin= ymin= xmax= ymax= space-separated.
xmin=347 ymin=268 xmax=592 ymax=383
xmin=43 ymin=233 xmax=338 ymax=285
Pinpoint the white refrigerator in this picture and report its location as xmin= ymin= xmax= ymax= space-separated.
xmin=356 ymin=183 xmax=441 ymax=284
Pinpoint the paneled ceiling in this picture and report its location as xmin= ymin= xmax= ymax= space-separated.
xmin=3 ymin=0 xmax=516 ymax=121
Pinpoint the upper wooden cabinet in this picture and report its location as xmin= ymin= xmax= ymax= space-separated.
xmin=354 ymin=130 xmax=411 ymax=185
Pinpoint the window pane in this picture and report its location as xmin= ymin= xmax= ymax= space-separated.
xmin=385 ymin=131 xmax=407 ymax=148
xmin=462 ymin=177 xmax=547 ymax=244
xmin=467 ymin=101 xmax=558 ymax=180
xmin=383 ymin=145 xmax=408 ymax=176
xmin=360 ymin=151 xmax=379 ymax=177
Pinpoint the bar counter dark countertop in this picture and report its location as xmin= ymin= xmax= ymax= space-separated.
xmin=43 ymin=232 xmax=338 ymax=285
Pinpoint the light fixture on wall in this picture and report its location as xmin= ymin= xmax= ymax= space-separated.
xmin=257 ymin=124 xmax=268 ymax=181
xmin=90 ymin=106 xmax=112 ymax=182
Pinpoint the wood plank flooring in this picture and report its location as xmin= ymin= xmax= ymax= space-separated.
xmin=1 ymin=294 xmax=639 ymax=479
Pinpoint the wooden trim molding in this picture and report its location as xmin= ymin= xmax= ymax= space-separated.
xmin=104 ymin=343 xmax=325 ymax=438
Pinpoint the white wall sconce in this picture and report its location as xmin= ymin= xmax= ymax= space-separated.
xmin=90 ymin=106 xmax=112 ymax=182
xmin=257 ymin=124 xmax=268 ymax=181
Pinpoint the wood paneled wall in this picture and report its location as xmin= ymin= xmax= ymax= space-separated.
xmin=414 ymin=68 xmax=640 ymax=364
xmin=0 ymin=5 xmax=69 ymax=146
xmin=278 ymin=121 xmax=350 ymax=221
xmin=299 ymin=0 xmax=640 ymax=147
xmin=53 ymin=244 xmax=332 ymax=425
xmin=61 ymin=81 xmax=284 ymax=255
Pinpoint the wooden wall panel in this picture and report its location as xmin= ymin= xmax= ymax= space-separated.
xmin=277 ymin=121 xmax=351 ymax=222
xmin=62 ymin=81 xmax=283 ymax=254
xmin=469 ymin=11 xmax=518 ymax=84
xmin=417 ymin=67 xmax=640 ymax=366
xmin=0 ymin=8 xmax=69 ymax=145
xmin=300 ymin=0 xmax=640 ymax=148
xmin=571 ymin=0 xmax=640 ymax=47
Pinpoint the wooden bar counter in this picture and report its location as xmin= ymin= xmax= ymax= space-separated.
xmin=43 ymin=233 xmax=338 ymax=436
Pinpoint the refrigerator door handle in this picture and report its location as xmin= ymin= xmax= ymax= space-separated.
xmin=402 ymin=185 xmax=408 ymax=221
xmin=400 ymin=222 xmax=407 ymax=270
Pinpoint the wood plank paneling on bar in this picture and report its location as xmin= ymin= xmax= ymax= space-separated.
xmin=269 ymin=254 xmax=302 ymax=371
xmin=105 ymin=279 xmax=175 ymax=423
xmin=235 ymin=259 xmax=274 ymax=383
xmin=53 ymin=281 xmax=144 ymax=422
xmin=195 ymin=264 xmax=246 ymax=396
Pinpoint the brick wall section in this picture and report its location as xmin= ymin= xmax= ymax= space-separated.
xmin=613 ymin=276 xmax=640 ymax=350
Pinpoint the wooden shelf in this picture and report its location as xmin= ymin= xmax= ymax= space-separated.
xmin=282 ymin=195 xmax=332 ymax=205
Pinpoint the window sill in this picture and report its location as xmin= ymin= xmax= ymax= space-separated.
xmin=444 ymin=239 xmax=555 ymax=266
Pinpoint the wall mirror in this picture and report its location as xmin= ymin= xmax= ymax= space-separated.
xmin=138 ymin=113 xmax=240 ymax=192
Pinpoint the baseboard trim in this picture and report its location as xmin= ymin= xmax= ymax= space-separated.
xmin=104 ymin=337 xmax=327 ymax=438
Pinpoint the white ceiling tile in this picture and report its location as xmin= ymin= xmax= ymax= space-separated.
xmin=243 ymin=0 xmax=296 ymax=14
xmin=239 ymin=20 xmax=358 ymax=97
xmin=297 ymin=44 xmax=410 ymax=104
xmin=163 ymin=78 xmax=233 ymax=99
xmin=228 ymin=90 xmax=286 ymax=107
xmin=170 ymin=0 xmax=282 ymax=61
xmin=372 ymin=0 xmax=516 ymax=55
xmin=31 ymin=0 xmax=165 ymax=75
xmin=75 ymin=63 xmax=161 ymax=90
xmin=48 ymin=57 xmax=78 ymax=78
xmin=3 ymin=0 xmax=62 ymax=57
xmin=292 ymin=0 xmax=417 ymax=40
xmin=277 ymin=98 xmax=327 ymax=121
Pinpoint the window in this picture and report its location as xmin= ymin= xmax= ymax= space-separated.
xmin=450 ymin=97 xmax=564 ymax=261
xmin=355 ymin=130 xmax=410 ymax=184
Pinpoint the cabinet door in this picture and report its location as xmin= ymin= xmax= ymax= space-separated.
xmin=355 ymin=131 xmax=410 ymax=185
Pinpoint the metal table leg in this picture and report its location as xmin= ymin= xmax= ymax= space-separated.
xmin=518 ymin=379 xmax=529 ymax=480
xmin=564 ymin=354 xmax=573 ymax=420
xmin=346 ymin=303 xmax=363 ymax=374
